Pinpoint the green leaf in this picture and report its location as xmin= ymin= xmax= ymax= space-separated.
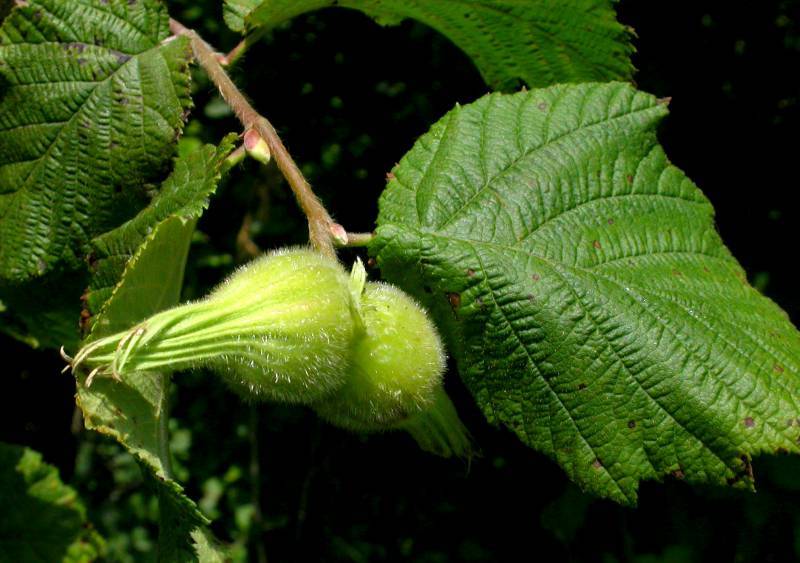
xmin=84 ymin=135 xmax=237 ymax=327
xmin=0 ymin=0 xmax=192 ymax=282
xmin=371 ymin=82 xmax=800 ymax=504
xmin=0 ymin=442 xmax=105 ymax=562
xmin=223 ymin=0 xmax=262 ymax=32
xmin=225 ymin=0 xmax=634 ymax=90
xmin=0 ymin=0 xmax=194 ymax=349
xmin=191 ymin=528 xmax=235 ymax=562
xmin=0 ymin=270 xmax=89 ymax=349
xmin=76 ymin=216 xmax=211 ymax=561
xmin=73 ymin=138 xmax=235 ymax=560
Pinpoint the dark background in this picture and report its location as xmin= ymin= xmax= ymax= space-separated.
xmin=2 ymin=0 xmax=800 ymax=561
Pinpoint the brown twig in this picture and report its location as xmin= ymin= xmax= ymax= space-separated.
xmin=169 ymin=18 xmax=338 ymax=257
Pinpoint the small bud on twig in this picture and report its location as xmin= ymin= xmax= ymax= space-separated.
xmin=244 ymin=129 xmax=271 ymax=165
xmin=330 ymin=223 xmax=349 ymax=246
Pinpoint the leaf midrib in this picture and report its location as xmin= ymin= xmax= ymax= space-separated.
xmin=470 ymin=247 xmax=633 ymax=501
xmin=393 ymin=224 xmax=800 ymax=457
xmin=409 ymin=98 xmax=667 ymax=232
xmin=0 ymin=39 xmax=183 ymax=274
xmin=0 ymin=0 xmax=169 ymax=224
xmin=24 ymin=0 xmax=158 ymax=49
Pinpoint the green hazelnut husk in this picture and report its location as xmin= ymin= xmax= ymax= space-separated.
xmin=314 ymin=282 xmax=445 ymax=428
xmin=72 ymin=247 xmax=358 ymax=404
xmin=313 ymin=278 xmax=471 ymax=458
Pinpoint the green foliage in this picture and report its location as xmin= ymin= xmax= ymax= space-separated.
xmin=224 ymin=0 xmax=635 ymax=90
xmin=371 ymin=81 xmax=800 ymax=504
xmin=86 ymin=136 xmax=237 ymax=327
xmin=190 ymin=528 xmax=234 ymax=562
xmin=2 ymin=0 xmax=799 ymax=560
xmin=76 ymin=215 xmax=209 ymax=561
xmin=0 ymin=271 xmax=86 ymax=348
xmin=0 ymin=0 xmax=192 ymax=280
xmin=223 ymin=0 xmax=262 ymax=34
xmin=0 ymin=442 xmax=104 ymax=562
xmin=0 ymin=0 xmax=193 ymax=347
xmin=73 ymin=138 xmax=236 ymax=559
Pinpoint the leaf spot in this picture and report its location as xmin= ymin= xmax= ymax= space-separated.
xmin=112 ymin=50 xmax=132 ymax=64
xmin=773 ymin=363 xmax=784 ymax=374
xmin=447 ymin=292 xmax=461 ymax=310
xmin=743 ymin=417 xmax=755 ymax=428
xmin=592 ymin=240 xmax=602 ymax=250
xmin=79 ymin=309 xmax=92 ymax=333
xmin=63 ymin=42 xmax=87 ymax=53
xmin=627 ymin=420 xmax=636 ymax=429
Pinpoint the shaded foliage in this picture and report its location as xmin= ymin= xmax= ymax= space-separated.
xmin=2 ymin=0 xmax=799 ymax=561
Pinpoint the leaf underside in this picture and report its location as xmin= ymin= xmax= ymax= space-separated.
xmin=0 ymin=0 xmax=192 ymax=281
xmin=85 ymin=135 xmax=237 ymax=331
xmin=225 ymin=0 xmax=634 ymax=90
xmin=371 ymin=82 xmax=800 ymax=504
xmin=75 ymin=139 xmax=235 ymax=561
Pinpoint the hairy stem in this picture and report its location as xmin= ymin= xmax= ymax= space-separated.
xmin=169 ymin=18 xmax=337 ymax=257
xmin=221 ymin=28 xmax=269 ymax=67
xmin=337 ymin=232 xmax=375 ymax=248
xmin=221 ymin=144 xmax=247 ymax=174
